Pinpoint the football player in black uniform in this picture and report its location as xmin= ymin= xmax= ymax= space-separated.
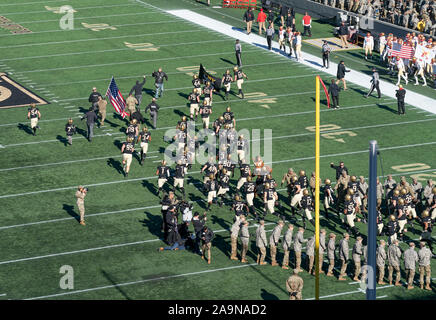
xmin=343 ymin=194 xmax=360 ymax=236
xmin=232 ymin=194 xmax=249 ymax=219
xmin=395 ymin=198 xmax=407 ymax=241
xmin=263 ymin=182 xmax=280 ymax=220
xmin=199 ymin=101 xmax=212 ymax=129
xmin=217 ymin=168 xmax=231 ymax=207
xmin=65 ymin=118 xmax=76 ymax=146
xmin=173 ymin=160 xmax=186 ymax=199
xmin=192 ymin=74 xmax=201 ymax=90
xmin=323 ymin=179 xmax=336 ymax=219
xmin=222 ymin=154 xmax=235 ymax=177
xmin=221 ymin=69 xmax=233 ymax=100
xmin=205 ymin=174 xmax=219 ymax=211
xmin=137 ymin=127 xmax=151 ymax=165
xmin=243 ymin=175 xmax=257 ymax=218
xmin=300 ymin=189 xmax=315 ymax=227
xmin=174 ymin=123 xmax=187 ymax=156
xmin=237 ymin=160 xmax=251 ymax=190
xmin=203 ymin=81 xmax=213 ymax=106
xmin=290 ymin=170 xmax=308 ymax=215
xmin=212 ymin=116 xmax=224 ymax=136
xmin=121 ymin=136 xmax=135 ymax=177
xmin=27 ymin=103 xmax=41 ymax=136
xmin=386 ymin=214 xmax=399 ymax=244
xmin=222 ymin=106 xmax=236 ymax=128
xmin=126 ymin=119 xmax=139 ymax=141
xmin=233 ymin=66 xmax=248 ymax=99
xmin=201 ymin=157 xmax=218 ymax=184
xmin=188 ymin=90 xmax=200 ymax=121
xmin=156 ymin=160 xmax=171 ymax=197
xmin=420 ymin=210 xmax=434 ymax=254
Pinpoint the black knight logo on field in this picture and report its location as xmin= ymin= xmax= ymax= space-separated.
xmin=0 ymin=73 xmax=49 ymax=109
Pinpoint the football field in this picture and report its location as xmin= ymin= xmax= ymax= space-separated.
xmin=0 ymin=0 xmax=435 ymax=300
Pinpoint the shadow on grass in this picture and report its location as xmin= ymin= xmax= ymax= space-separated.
xmin=101 ymin=270 xmax=132 ymax=300
xmin=17 ymin=123 xmax=33 ymax=135
xmin=63 ymin=204 xmax=79 ymax=222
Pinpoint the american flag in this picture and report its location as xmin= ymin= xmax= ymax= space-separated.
xmin=391 ymin=42 xmax=414 ymax=59
xmin=106 ymin=76 xmax=128 ymax=118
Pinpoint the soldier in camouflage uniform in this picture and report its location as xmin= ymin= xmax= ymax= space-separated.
xmin=387 ymin=239 xmax=402 ymax=286
xmin=256 ymin=220 xmax=268 ymax=265
xmin=75 ymin=186 xmax=87 ymax=226
xmin=282 ymin=224 xmax=294 ymax=270
xmin=230 ymin=217 xmax=243 ymax=260
xmin=286 ymin=269 xmax=304 ymax=300
xmin=306 ymin=236 xmax=315 ymax=274
xmin=377 ymin=240 xmax=387 ymax=284
xmin=338 ymin=233 xmax=350 ymax=281
xmin=281 ymin=168 xmax=297 ymax=204
xmin=293 ymin=227 xmax=308 ymax=273
xmin=335 ymin=171 xmax=350 ymax=209
xmin=269 ymin=220 xmax=284 ymax=266
xmin=352 ymin=236 xmax=363 ymax=281
xmin=404 ymin=242 xmax=418 ymax=289
xmin=319 ymin=229 xmax=327 ymax=274
xmin=418 ymin=242 xmax=432 ymax=290
xmin=327 ymin=233 xmax=336 ymax=276
xmin=240 ymin=220 xmax=250 ymax=263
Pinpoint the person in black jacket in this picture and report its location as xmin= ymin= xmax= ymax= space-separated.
xmin=336 ymin=60 xmax=350 ymax=90
xmin=81 ymin=107 xmax=98 ymax=142
xmin=152 ymin=68 xmax=168 ymax=99
xmin=200 ymin=225 xmax=214 ymax=264
xmin=328 ymin=79 xmax=340 ymax=109
xmin=192 ymin=211 xmax=207 ymax=254
xmin=88 ymin=87 xmax=102 ymax=110
xmin=243 ymin=7 xmax=254 ymax=34
xmin=330 ymin=161 xmax=349 ymax=180
xmin=338 ymin=22 xmax=349 ymax=48
xmin=129 ymin=76 xmax=146 ymax=107
xmin=395 ymin=85 xmax=406 ymax=115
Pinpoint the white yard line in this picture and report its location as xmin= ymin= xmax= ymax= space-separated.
xmin=166 ymin=9 xmax=436 ymax=115
xmin=0 ymin=30 xmax=203 ymax=50
xmin=0 ymin=0 xmax=68 ymax=6
xmin=305 ymin=284 xmax=394 ymax=300
xmin=15 ymin=49 xmax=260 ymax=74
xmin=23 ymin=263 xmax=258 ymax=300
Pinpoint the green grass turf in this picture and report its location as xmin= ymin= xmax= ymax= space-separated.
xmin=0 ymin=0 xmax=435 ymax=300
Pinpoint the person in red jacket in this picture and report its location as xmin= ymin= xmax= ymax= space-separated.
xmin=302 ymin=12 xmax=312 ymax=37
xmin=257 ymin=8 xmax=267 ymax=35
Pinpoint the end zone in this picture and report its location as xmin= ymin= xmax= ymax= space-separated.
xmin=0 ymin=73 xmax=49 ymax=109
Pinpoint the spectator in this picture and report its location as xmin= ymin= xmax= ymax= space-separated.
xmin=257 ymin=8 xmax=267 ymax=35
xmin=243 ymin=7 xmax=255 ymax=35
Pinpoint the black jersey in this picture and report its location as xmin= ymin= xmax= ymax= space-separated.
xmin=223 ymin=159 xmax=235 ymax=172
xmin=28 ymin=107 xmax=39 ymax=118
xmin=174 ymin=164 xmax=185 ymax=179
xmin=298 ymin=175 xmax=308 ymax=189
xmin=223 ymin=73 xmax=233 ymax=84
xmin=203 ymin=85 xmax=213 ymax=96
xmin=234 ymin=70 xmax=244 ymax=80
xmin=237 ymin=139 xmax=246 ymax=150
xmin=377 ymin=210 xmax=383 ymax=224
xmin=192 ymin=78 xmax=201 ymax=88
xmin=387 ymin=220 xmax=398 ymax=236
xmin=239 ymin=163 xmax=251 ymax=178
xmin=206 ymin=180 xmax=219 ymax=192
xmin=244 ymin=181 xmax=256 ymax=194
xmin=139 ymin=131 xmax=151 ymax=143
xmin=213 ymin=119 xmax=222 ymax=131
xmin=204 ymin=162 xmax=217 ymax=176
xmin=223 ymin=111 xmax=234 ymax=124
xmin=157 ymin=165 xmax=171 ymax=179
xmin=265 ymin=188 xmax=276 ymax=201
xmin=188 ymin=92 xmax=198 ymax=104
xmin=200 ymin=105 xmax=212 ymax=118
xmin=227 ymin=130 xmax=237 ymax=144
xmin=301 ymin=195 xmax=313 ymax=209
xmin=404 ymin=193 xmax=413 ymax=207
xmin=65 ymin=123 xmax=76 ymax=136
xmin=395 ymin=204 xmax=406 ymax=220
xmin=344 ymin=199 xmax=355 ymax=214
xmin=324 ymin=184 xmax=334 ymax=197
xmin=349 ymin=181 xmax=359 ymax=195
xmin=219 ymin=173 xmax=230 ymax=188
xmin=122 ymin=142 xmax=135 ymax=154
xmin=126 ymin=124 xmax=137 ymax=137
xmin=233 ymin=200 xmax=246 ymax=215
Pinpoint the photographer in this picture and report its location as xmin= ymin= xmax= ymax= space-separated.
xmin=161 ymin=192 xmax=177 ymax=239
xmin=75 ymin=186 xmax=88 ymax=226
xmin=192 ymin=212 xmax=207 ymax=255
xmin=200 ymin=225 xmax=214 ymax=264
xmin=152 ymin=68 xmax=168 ymax=99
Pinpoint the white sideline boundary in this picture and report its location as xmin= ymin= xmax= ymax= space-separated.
xmin=166 ymin=9 xmax=436 ymax=115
